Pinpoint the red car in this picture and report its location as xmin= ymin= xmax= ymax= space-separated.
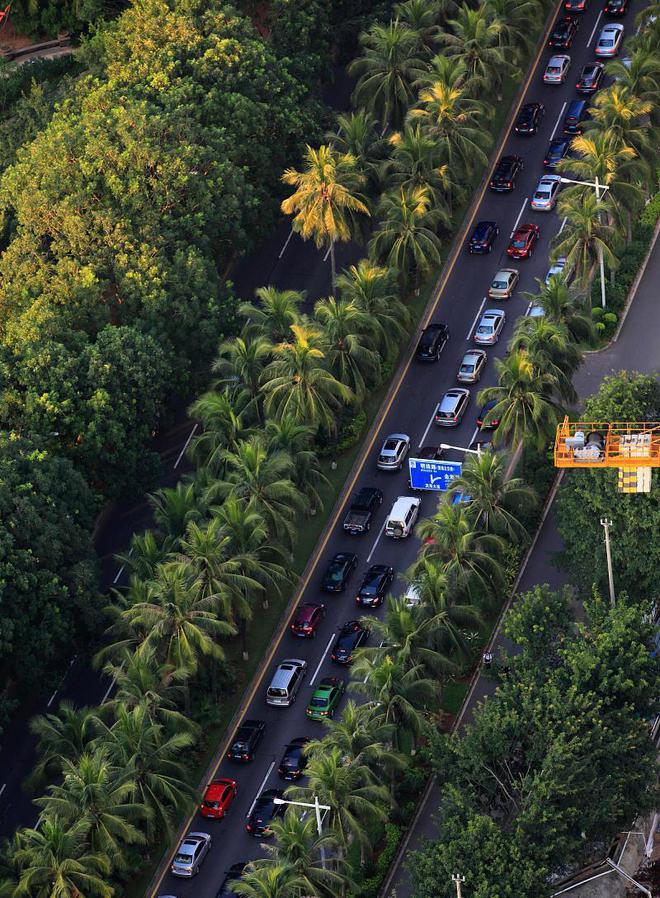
xmin=200 ymin=778 xmax=237 ymax=819
xmin=506 ymin=224 xmax=540 ymax=259
xmin=290 ymin=602 xmax=325 ymax=638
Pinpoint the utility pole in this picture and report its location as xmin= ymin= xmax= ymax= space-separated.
xmin=452 ymin=873 xmax=466 ymax=898
xmin=600 ymin=517 xmax=616 ymax=607
xmin=595 ymin=175 xmax=607 ymax=309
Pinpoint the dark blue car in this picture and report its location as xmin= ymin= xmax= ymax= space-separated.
xmin=543 ymin=138 xmax=571 ymax=170
xmin=468 ymin=221 xmax=499 ymax=254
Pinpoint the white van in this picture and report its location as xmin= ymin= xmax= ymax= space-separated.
xmin=384 ymin=496 xmax=421 ymax=539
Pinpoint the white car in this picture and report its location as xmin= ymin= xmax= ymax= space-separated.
xmin=488 ymin=268 xmax=519 ymax=300
xmin=543 ymin=54 xmax=571 ymax=83
xmin=474 ymin=309 xmax=505 ymax=345
xmin=545 ymin=257 xmax=567 ymax=284
xmin=531 ymin=174 xmax=562 ymax=211
xmin=594 ymin=23 xmax=624 ymax=57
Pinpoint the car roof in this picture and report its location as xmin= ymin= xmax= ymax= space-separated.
xmin=601 ymin=23 xmax=623 ymax=32
xmin=483 ymin=309 xmax=504 ymax=317
xmin=295 ymin=603 xmax=321 ymax=620
xmin=475 ymin=220 xmax=496 ymax=229
xmin=384 ymin=432 xmax=409 ymax=442
xmin=548 ymin=54 xmax=569 ymax=63
xmin=463 ymin=349 xmax=485 ymax=358
xmin=539 ymin=174 xmax=561 ymax=183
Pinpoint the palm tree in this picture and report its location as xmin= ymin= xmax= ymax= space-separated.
xmin=262 ymin=323 xmax=354 ymax=432
xmin=307 ymin=700 xmax=403 ymax=775
xmin=365 ymin=594 xmax=461 ymax=676
xmin=448 ymin=449 xmax=537 ymax=540
xmin=115 ymin=530 xmax=173 ymax=582
xmin=148 ymin=481 xmax=203 ymax=542
xmin=264 ymin=417 xmax=328 ymax=509
xmin=510 ymin=317 xmax=580 ymax=404
xmin=29 ymin=702 xmax=100 ymax=789
xmin=351 ymin=653 xmax=438 ymax=750
xmin=314 ymin=296 xmax=380 ymax=400
xmin=258 ymin=810 xmax=350 ymax=898
xmin=232 ymin=864 xmax=308 ymax=898
xmin=525 ymin=279 xmax=595 ymax=344
xmin=438 ymin=4 xmax=510 ymax=96
xmin=484 ymin=0 xmax=541 ymax=60
xmin=336 ymin=259 xmax=410 ymax=357
xmin=408 ymin=82 xmax=490 ymax=179
xmin=238 ymin=286 xmax=304 ymax=344
xmin=349 ymin=20 xmax=427 ymax=130
xmin=292 ymin=748 xmax=390 ymax=860
xmin=586 ymin=85 xmax=654 ymax=165
xmin=102 ymin=646 xmax=192 ymax=732
xmin=119 ymin=562 xmax=236 ymax=680
xmin=415 ymin=53 xmax=470 ymax=92
xmin=407 ymin=558 xmax=484 ymax=656
xmin=369 ymin=186 xmax=444 ymax=290
xmin=605 ymin=47 xmax=660 ymax=107
xmin=384 ymin=123 xmax=453 ymax=218
xmin=206 ymin=436 xmax=305 ymax=548
xmin=281 ymin=145 xmax=370 ymax=295
xmin=558 ymin=131 xmax=646 ymax=237
xmin=212 ymin=333 xmax=272 ymax=421
xmin=98 ymin=703 xmax=195 ymax=840
xmin=12 ymin=817 xmax=112 ymax=898
xmin=553 ymin=190 xmax=619 ymax=288
xmin=331 ymin=109 xmax=388 ymax=197
xmin=415 ymin=503 xmax=506 ymax=602
xmin=188 ymin=389 xmax=251 ymax=472
xmin=35 ymin=750 xmax=146 ymax=870
xmin=477 ymin=350 xmax=562 ymax=450
xmin=395 ymin=0 xmax=446 ymax=55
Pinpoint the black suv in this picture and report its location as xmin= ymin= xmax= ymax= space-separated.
xmin=278 ymin=737 xmax=309 ymax=780
xmin=576 ymin=62 xmax=604 ymax=94
xmin=415 ymin=323 xmax=449 ymax=361
xmin=548 ymin=15 xmax=579 ymax=48
xmin=343 ymin=487 xmax=383 ymax=535
xmin=227 ymin=719 xmax=266 ymax=762
xmin=331 ymin=621 xmax=370 ymax=664
xmin=489 ymin=155 xmax=524 ymax=192
xmin=356 ymin=564 xmax=395 ymax=608
xmin=514 ymin=102 xmax=545 ymax=135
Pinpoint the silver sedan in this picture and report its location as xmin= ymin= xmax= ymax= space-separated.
xmin=474 ymin=309 xmax=506 ymax=345
xmin=457 ymin=349 xmax=487 ymax=383
xmin=531 ymin=174 xmax=562 ymax=211
xmin=171 ymin=832 xmax=212 ymax=877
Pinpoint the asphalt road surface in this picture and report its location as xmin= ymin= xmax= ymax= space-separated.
xmin=150 ymin=0 xmax=654 ymax=895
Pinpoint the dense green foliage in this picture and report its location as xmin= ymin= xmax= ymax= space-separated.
xmin=6 ymin=0 xmax=124 ymax=36
xmin=0 ymin=434 xmax=99 ymax=706
xmin=411 ymin=586 xmax=658 ymax=898
xmin=556 ymin=372 xmax=660 ymax=598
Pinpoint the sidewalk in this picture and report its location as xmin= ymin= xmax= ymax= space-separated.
xmin=383 ymin=236 xmax=660 ymax=898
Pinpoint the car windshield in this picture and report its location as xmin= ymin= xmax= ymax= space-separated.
xmin=535 ymin=191 xmax=550 ymax=199
xmin=383 ymin=440 xmax=398 ymax=451
xmin=547 ymin=65 xmax=560 ymax=74
xmin=176 ymin=851 xmax=193 ymax=863
xmin=310 ymin=697 xmax=328 ymax=708
xmin=326 ymin=565 xmax=342 ymax=580
xmin=268 ymin=687 xmax=287 ymax=697
xmin=600 ymin=39 xmax=613 ymax=45
xmin=233 ymin=741 xmax=248 ymax=751
xmin=512 ymin=237 xmax=527 ymax=247
xmin=476 ymin=325 xmax=492 ymax=334
xmin=492 ymin=279 xmax=507 ymax=288
xmin=460 ymin=363 xmax=474 ymax=373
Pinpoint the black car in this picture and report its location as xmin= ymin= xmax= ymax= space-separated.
xmin=343 ymin=487 xmax=383 ymax=535
xmin=604 ymin=0 xmax=628 ymax=14
xmin=227 ymin=719 xmax=266 ymax=762
xmin=576 ymin=62 xmax=604 ymax=93
xmin=331 ymin=621 xmax=370 ymax=664
xmin=477 ymin=399 xmax=500 ymax=429
xmin=415 ymin=323 xmax=449 ymax=361
xmin=278 ymin=737 xmax=309 ymax=781
xmin=514 ymin=102 xmax=545 ymax=135
xmin=321 ymin=552 xmax=358 ymax=591
xmin=245 ymin=788 xmax=284 ymax=837
xmin=543 ymin=137 xmax=571 ymax=170
xmin=548 ymin=15 xmax=579 ymax=48
xmin=489 ymin=155 xmax=524 ymax=192
xmin=417 ymin=445 xmax=445 ymax=460
xmin=215 ymin=862 xmax=248 ymax=898
xmin=356 ymin=564 xmax=395 ymax=608
xmin=468 ymin=221 xmax=499 ymax=254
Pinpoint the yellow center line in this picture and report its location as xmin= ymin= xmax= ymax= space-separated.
xmin=149 ymin=4 xmax=562 ymax=892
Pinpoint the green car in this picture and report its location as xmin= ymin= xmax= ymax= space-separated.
xmin=306 ymin=677 xmax=346 ymax=720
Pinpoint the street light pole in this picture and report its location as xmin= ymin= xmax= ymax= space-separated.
xmin=452 ymin=873 xmax=466 ymax=898
xmin=439 ymin=442 xmax=483 ymax=459
xmin=559 ymin=176 xmax=610 ymax=308
xmin=600 ymin=517 xmax=616 ymax=608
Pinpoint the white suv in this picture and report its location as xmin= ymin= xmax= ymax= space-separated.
xmin=385 ymin=496 xmax=421 ymax=539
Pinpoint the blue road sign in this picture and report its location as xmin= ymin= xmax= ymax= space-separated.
xmin=409 ymin=457 xmax=462 ymax=491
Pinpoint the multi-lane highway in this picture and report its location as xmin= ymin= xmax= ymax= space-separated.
xmin=151 ymin=0 xmax=645 ymax=895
